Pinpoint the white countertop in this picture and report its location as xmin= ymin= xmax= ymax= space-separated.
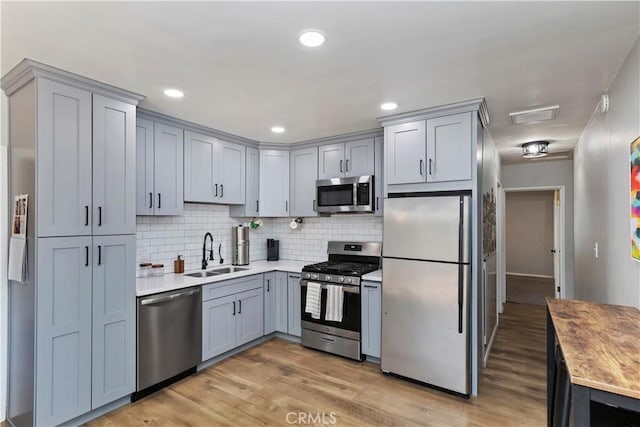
xmin=136 ymin=259 xmax=308 ymax=297
xmin=362 ymin=269 xmax=382 ymax=282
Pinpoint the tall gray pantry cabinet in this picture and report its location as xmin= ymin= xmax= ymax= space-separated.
xmin=1 ymin=59 xmax=143 ymax=427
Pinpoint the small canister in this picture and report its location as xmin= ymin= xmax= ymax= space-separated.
xmin=174 ymin=255 xmax=184 ymax=274
xmin=151 ymin=264 xmax=164 ymax=277
xmin=139 ymin=263 xmax=152 ymax=278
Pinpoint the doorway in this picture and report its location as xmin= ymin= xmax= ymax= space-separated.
xmin=497 ymin=186 xmax=565 ymax=311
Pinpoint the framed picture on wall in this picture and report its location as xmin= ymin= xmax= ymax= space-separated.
xmin=630 ymin=136 xmax=640 ymax=261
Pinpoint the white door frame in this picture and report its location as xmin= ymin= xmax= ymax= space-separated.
xmin=500 ymin=185 xmax=566 ymax=304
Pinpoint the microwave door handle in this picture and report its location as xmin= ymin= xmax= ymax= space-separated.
xmin=353 ymin=182 xmax=358 ymax=206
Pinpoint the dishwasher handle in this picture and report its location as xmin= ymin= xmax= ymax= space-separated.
xmin=140 ymin=288 xmax=200 ymax=306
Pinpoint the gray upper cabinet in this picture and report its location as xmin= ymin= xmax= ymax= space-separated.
xmin=136 ymin=118 xmax=155 ymax=215
xmin=263 ymin=272 xmax=276 ymax=334
xmin=373 ymin=136 xmax=383 ymax=216
xmin=361 ymin=280 xmax=381 ymax=358
xmin=92 ymin=95 xmax=136 ymax=235
xmin=426 ymin=112 xmax=472 ymax=183
xmin=385 ymin=121 xmax=426 ymax=185
xmin=37 ymin=79 xmax=93 ymax=237
xmin=287 ymin=274 xmax=301 ymax=337
xmin=153 ymin=122 xmax=184 ymax=215
xmin=36 ymin=236 xmax=93 ymax=426
xmin=318 ymin=138 xmax=374 ymax=179
xmin=91 ymin=235 xmax=136 ymax=408
xmin=184 ymin=132 xmax=246 ymax=205
xmin=229 ymin=146 xmax=259 ymax=217
xmin=184 ymin=131 xmax=217 ymax=203
xmin=290 ymin=147 xmax=318 ymax=217
xmin=259 ymin=150 xmax=289 ymax=217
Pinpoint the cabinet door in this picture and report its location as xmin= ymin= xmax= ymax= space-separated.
xmin=202 ymin=295 xmax=236 ymax=360
xmin=154 ymin=122 xmax=184 ymax=215
xmin=91 ymin=235 xmax=135 ymax=408
xmin=136 ymin=118 xmax=155 ymax=215
xmin=385 ymin=121 xmax=426 ymax=185
xmin=274 ymin=272 xmax=288 ymax=333
xmin=361 ymin=281 xmax=381 ymax=358
xmin=426 ymin=113 xmax=472 ymax=183
xmin=236 ymin=288 xmax=264 ymax=346
xmin=218 ymin=140 xmax=246 ymax=205
xmin=287 ymin=274 xmax=302 ymax=337
xmin=263 ymin=273 xmax=276 ymax=334
xmin=318 ymin=143 xmax=344 ymax=179
xmin=290 ymin=147 xmax=318 ymax=217
xmin=37 ymin=79 xmax=92 ymax=237
xmin=184 ymin=131 xmax=216 ymax=203
xmin=36 ymin=236 xmax=92 ymax=426
xmin=345 ymin=138 xmax=374 ymax=177
xmin=259 ymin=150 xmax=289 ymax=217
xmin=92 ymin=95 xmax=136 ymax=235
xmin=229 ymin=146 xmax=259 ymax=217
xmin=373 ymin=136 xmax=383 ymax=216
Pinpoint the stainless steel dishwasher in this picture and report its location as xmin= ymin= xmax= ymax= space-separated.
xmin=137 ymin=286 xmax=202 ymax=393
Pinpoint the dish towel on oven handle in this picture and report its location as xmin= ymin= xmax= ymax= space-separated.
xmin=325 ymin=285 xmax=344 ymax=323
xmin=305 ymin=282 xmax=322 ymax=319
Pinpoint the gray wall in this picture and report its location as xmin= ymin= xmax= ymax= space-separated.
xmin=573 ymin=37 xmax=640 ymax=308
xmin=506 ymin=191 xmax=555 ymax=276
xmin=501 ymin=160 xmax=574 ymax=298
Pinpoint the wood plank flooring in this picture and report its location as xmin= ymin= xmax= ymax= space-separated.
xmin=87 ymin=302 xmax=547 ymax=426
xmin=506 ymin=274 xmax=554 ymax=306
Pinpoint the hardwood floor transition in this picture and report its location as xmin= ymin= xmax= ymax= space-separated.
xmin=87 ymin=303 xmax=546 ymax=426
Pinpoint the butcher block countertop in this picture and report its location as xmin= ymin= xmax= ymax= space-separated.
xmin=546 ymin=298 xmax=640 ymax=399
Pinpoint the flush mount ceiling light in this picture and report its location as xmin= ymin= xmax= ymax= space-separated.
xmin=521 ymin=140 xmax=549 ymax=159
xmin=271 ymin=126 xmax=285 ymax=133
xmin=163 ymin=88 xmax=184 ymax=98
xmin=298 ymin=30 xmax=326 ymax=47
xmin=380 ymin=102 xmax=398 ymax=111
xmin=509 ymin=105 xmax=559 ymax=125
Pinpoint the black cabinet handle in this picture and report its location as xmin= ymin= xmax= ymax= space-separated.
xmin=84 ymin=206 xmax=89 ymax=226
xmin=97 ymin=245 xmax=102 ymax=266
xmin=215 ymin=184 xmax=218 ymax=197
xmin=149 ymin=192 xmax=152 ymax=209
xmin=85 ymin=246 xmax=89 ymax=266
xmin=98 ymin=206 xmax=102 ymax=226
xmin=376 ymin=197 xmax=379 ymax=211
xmin=340 ymin=159 xmax=343 ymax=173
xmin=429 ymin=158 xmax=433 ymax=176
xmin=232 ymin=301 xmax=236 ymax=316
xmin=267 ymin=279 xmax=270 ymax=292
xmin=285 ymin=200 xmax=288 ymax=212
xmin=419 ymin=159 xmax=424 ymax=175
xmin=345 ymin=159 xmax=349 ymax=172
xmin=256 ymin=200 xmax=259 ymax=212
xmin=363 ymin=284 xmax=378 ymax=289
xmin=220 ymin=184 xmax=224 ymax=198
xmin=158 ymin=193 xmax=161 ymax=209
xmin=313 ymin=199 xmax=316 ymax=211
xmin=238 ymin=300 xmax=242 ymax=314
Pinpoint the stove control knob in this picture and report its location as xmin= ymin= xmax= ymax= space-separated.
xmin=311 ymin=274 xmax=318 ymax=280
xmin=304 ymin=273 xmax=310 ymax=279
xmin=347 ymin=278 xmax=353 ymax=284
xmin=325 ymin=275 xmax=331 ymax=281
xmin=339 ymin=277 xmax=345 ymax=283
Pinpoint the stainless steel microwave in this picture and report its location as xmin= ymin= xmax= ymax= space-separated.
xmin=315 ymin=175 xmax=374 ymax=213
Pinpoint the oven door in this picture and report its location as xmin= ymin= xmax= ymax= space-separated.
xmin=300 ymin=280 xmax=361 ymax=339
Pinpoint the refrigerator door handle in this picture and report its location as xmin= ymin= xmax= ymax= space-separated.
xmin=458 ymin=196 xmax=465 ymax=334
xmin=458 ymin=264 xmax=464 ymax=334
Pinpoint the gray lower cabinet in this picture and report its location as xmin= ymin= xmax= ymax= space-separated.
xmin=287 ymin=274 xmax=302 ymax=337
xmin=274 ymin=272 xmax=288 ymax=333
xmin=361 ymin=280 xmax=382 ymax=358
xmin=202 ymin=276 xmax=264 ymax=361
xmin=35 ymin=235 xmax=136 ymax=426
xmin=263 ymin=272 xmax=276 ymax=334
xmin=290 ymin=147 xmax=318 ymax=217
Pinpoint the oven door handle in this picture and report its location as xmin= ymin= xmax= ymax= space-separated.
xmin=300 ymin=281 xmax=360 ymax=294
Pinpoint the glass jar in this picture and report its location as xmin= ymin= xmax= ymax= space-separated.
xmin=151 ymin=264 xmax=164 ymax=277
xmin=139 ymin=263 xmax=152 ymax=278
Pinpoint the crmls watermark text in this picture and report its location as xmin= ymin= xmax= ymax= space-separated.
xmin=285 ymin=412 xmax=338 ymax=425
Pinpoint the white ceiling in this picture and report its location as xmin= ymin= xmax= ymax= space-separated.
xmin=2 ymin=2 xmax=638 ymax=161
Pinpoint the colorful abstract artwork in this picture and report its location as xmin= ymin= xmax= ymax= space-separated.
xmin=483 ymin=188 xmax=496 ymax=256
xmin=631 ymin=136 xmax=640 ymax=261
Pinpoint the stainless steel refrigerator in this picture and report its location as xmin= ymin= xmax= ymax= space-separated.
xmin=381 ymin=192 xmax=471 ymax=395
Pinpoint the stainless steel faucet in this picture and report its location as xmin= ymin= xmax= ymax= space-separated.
xmin=202 ymin=232 xmax=214 ymax=270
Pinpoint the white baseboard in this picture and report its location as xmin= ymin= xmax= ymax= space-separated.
xmin=506 ymin=272 xmax=554 ymax=279
xmin=483 ymin=318 xmax=499 ymax=368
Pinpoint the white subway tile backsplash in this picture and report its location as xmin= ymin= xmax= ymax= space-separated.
xmin=136 ymin=203 xmax=382 ymax=273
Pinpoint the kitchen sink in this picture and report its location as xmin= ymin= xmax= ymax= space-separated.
xmin=184 ymin=266 xmax=249 ymax=278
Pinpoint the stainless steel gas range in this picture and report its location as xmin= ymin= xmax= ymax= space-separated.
xmin=300 ymin=241 xmax=381 ymax=360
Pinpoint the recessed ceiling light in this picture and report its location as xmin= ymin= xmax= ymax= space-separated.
xmin=380 ymin=102 xmax=398 ymax=111
xmin=163 ymin=88 xmax=184 ymax=98
xmin=509 ymin=105 xmax=559 ymax=125
xmin=298 ymin=30 xmax=326 ymax=47
xmin=271 ymin=126 xmax=285 ymax=133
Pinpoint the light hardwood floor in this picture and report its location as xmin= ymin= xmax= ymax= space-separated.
xmin=84 ymin=302 xmax=546 ymax=426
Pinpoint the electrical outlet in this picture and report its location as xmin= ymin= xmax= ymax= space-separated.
xmin=593 ymin=242 xmax=599 ymax=259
